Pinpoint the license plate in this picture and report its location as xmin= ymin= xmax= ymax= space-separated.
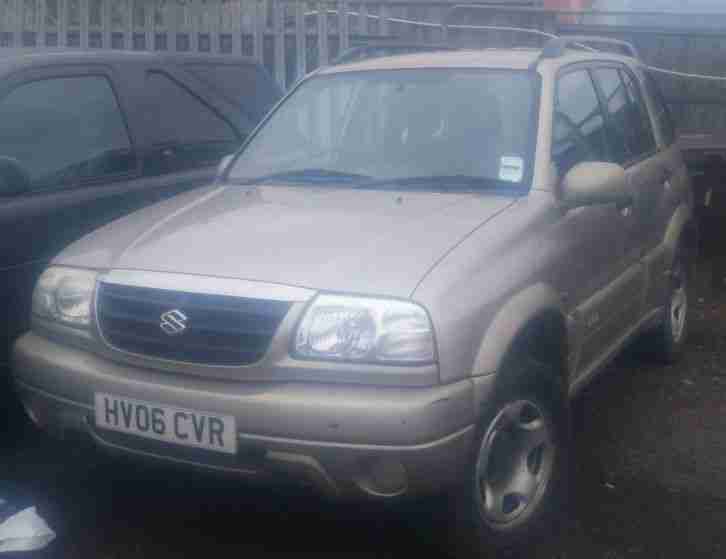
xmin=94 ymin=393 xmax=237 ymax=455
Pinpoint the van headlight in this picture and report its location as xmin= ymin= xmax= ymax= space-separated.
xmin=32 ymin=267 xmax=98 ymax=328
xmin=293 ymin=295 xmax=436 ymax=364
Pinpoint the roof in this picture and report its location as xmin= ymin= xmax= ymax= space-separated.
xmin=321 ymin=49 xmax=541 ymax=73
xmin=0 ymin=48 xmax=261 ymax=72
xmin=319 ymin=47 xmax=637 ymax=74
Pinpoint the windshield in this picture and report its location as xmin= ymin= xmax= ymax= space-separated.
xmin=229 ymin=69 xmax=537 ymax=190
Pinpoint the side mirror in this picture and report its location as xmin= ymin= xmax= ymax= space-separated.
xmin=560 ymin=161 xmax=630 ymax=209
xmin=0 ymin=156 xmax=31 ymax=197
xmin=215 ymin=154 xmax=235 ymax=181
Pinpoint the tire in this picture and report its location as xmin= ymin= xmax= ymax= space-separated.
xmin=645 ymin=251 xmax=689 ymax=364
xmin=449 ymin=358 xmax=571 ymax=556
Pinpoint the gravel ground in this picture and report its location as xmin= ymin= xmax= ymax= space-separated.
xmin=2 ymin=259 xmax=726 ymax=558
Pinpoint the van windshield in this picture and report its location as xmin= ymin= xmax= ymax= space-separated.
xmin=229 ymin=68 xmax=537 ymax=190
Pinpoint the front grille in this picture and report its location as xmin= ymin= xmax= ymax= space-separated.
xmin=96 ymin=282 xmax=292 ymax=366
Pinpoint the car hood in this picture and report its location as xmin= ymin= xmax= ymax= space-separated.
xmin=56 ymin=184 xmax=516 ymax=298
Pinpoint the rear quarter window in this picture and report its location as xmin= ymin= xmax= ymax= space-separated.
xmin=142 ymin=71 xmax=241 ymax=176
xmin=184 ymin=63 xmax=282 ymax=122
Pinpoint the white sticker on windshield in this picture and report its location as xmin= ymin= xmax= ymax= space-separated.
xmin=499 ymin=156 xmax=525 ymax=183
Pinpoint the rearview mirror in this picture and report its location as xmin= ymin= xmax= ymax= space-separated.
xmin=0 ymin=157 xmax=31 ymax=197
xmin=215 ymin=154 xmax=235 ymax=181
xmin=560 ymin=162 xmax=630 ymax=209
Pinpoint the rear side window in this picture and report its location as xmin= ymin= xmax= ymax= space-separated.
xmin=645 ymin=72 xmax=677 ymax=147
xmin=0 ymin=75 xmax=135 ymax=193
xmin=185 ymin=63 xmax=281 ymax=122
xmin=552 ymin=70 xmax=610 ymax=178
xmin=143 ymin=71 xmax=240 ymax=176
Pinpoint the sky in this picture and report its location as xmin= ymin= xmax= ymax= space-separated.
xmin=593 ymin=0 xmax=726 ymax=10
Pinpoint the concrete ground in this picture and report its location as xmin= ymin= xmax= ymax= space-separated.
xmin=2 ymin=259 xmax=726 ymax=558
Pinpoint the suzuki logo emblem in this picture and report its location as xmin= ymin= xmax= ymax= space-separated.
xmin=160 ymin=309 xmax=188 ymax=336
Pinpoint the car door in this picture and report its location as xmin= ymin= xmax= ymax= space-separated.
xmin=591 ymin=65 xmax=660 ymax=262
xmin=591 ymin=65 xmax=661 ymax=320
xmin=0 ymin=65 xmax=145 ymax=361
xmin=543 ymin=66 xmax=639 ymax=379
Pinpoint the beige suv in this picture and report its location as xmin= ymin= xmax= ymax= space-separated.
xmin=13 ymin=38 xmax=694 ymax=551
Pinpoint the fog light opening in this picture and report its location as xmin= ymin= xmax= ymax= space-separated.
xmin=355 ymin=457 xmax=408 ymax=498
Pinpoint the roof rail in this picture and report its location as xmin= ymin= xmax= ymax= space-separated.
xmin=530 ymin=35 xmax=640 ymax=69
xmin=328 ymin=24 xmax=639 ymax=70
xmin=540 ymin=37 xmax=596 ymax=59
xmin=558 ymin=35 xmax=640 ymax=59
xmin=331 ymin=41 xmax=459 ymax=66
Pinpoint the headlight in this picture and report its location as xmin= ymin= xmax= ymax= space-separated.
xmin=294 ymin=295 xmax=436 ymax=364
xmin=32 ymin=266 xmax=98 ymax=328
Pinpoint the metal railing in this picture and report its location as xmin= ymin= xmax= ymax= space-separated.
xmin=0 ymin=0 xmax=462 ymax=87
xmin=3 ymin=1 xmax=726 ymax=92
xmin=0 ymin=1 xmax=571 ymax=86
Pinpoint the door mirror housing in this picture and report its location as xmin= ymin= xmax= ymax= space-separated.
xmin=560 ymin=162 xmax=630 ymax=209
xmin=0 ymin=156 xmax=31 ymax=197
xmin=215 ymin=154 xmax=235 ymax=181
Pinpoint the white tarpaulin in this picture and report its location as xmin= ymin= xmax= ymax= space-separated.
xmin=0 ymin=502 xmax=55 ymax=554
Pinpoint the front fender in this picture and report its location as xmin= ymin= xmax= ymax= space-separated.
xmin=471 ymin=283 xmax=566 ymax=378
xmin=663 ymin=203 xmax=694 ymax=267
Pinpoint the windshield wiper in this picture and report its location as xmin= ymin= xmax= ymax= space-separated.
xmin=354 ymin=174 xmax=509 ymax=191
xmin=234 ymin=168 xmax=373 ymax=185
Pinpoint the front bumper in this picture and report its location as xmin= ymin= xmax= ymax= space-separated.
xmin=13 ymin=332 xmax=485 ymax=499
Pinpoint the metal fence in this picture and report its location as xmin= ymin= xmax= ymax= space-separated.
xmin=3 ymin=2 xmax=726 ymax=131
xmin=0 ymin=0 xmax=464 ymax=88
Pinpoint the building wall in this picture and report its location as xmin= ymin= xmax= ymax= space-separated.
xmin=544 ymin=0 xmax=594 ymax=9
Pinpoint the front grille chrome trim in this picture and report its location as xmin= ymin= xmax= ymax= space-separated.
xmin=100 ymin=269 xmax=315 ymax=303
xmin=94 ymin=270 xmax=309 ymax=368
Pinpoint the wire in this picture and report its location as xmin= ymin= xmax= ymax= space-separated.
xmin=310 ymin=9 xmax=558 ymax=37
xmin=646 ymin=66 xmax=726 ymax=81
xmin=309 ymin=8 xmax=726 ymax=82
xmin=445 ymin=24 xmax=559 ymax=40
